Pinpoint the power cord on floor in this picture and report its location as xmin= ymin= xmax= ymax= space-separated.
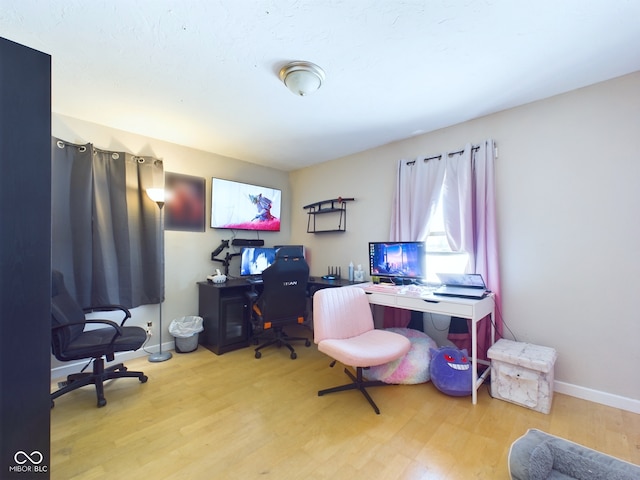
xmin=141 ymin=331 xmax=154 ymax=355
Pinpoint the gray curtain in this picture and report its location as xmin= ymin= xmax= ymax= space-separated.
xmin=51 ymin=138 xmax=164 ymax=309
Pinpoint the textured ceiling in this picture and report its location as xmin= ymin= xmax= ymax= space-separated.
xmin=2 ymin=1 xmax=640 ymax=171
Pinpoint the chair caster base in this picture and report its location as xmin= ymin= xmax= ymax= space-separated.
xmin=318 ymin=366 xmax=391 ymax=414
xmin=251 ymin=327 xmax=310 ymax=360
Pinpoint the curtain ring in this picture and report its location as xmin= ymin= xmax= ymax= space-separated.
xmin=78 ymin=146 xmax=87 ymax=153
xmin=56 ymin=140 xmax=65 ymax=149
xmin=112 ymin=152 xmax=120 ymax=160
xmin=136 ymin=157 xmax=145 ymax=164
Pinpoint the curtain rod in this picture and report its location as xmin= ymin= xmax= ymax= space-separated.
xmin=422 ymin=144 xmax=480 ymax=162
xmin=55 ymin=137 xmax=163 ymax=164
xmin=405 ymin=144 xmax=481 ymax=166
xmin=56 ymin=140 xmax=121 ymax=158
xmin=446 ymin=145 xmax=480 ymax=158
xmin=55 ymin=139 xmax=87 ymax=151
xmin=56 ymin=140 xmax=112 ymax=155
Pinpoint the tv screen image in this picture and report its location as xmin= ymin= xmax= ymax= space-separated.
xmin=369 ymin=241 xmax=426 ymax=280
xmin=211 ymin=178 xmax=281 ymax=231
xmin=240 ymin=247 xmax=277 ymax=276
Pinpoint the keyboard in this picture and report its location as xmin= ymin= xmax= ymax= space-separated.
xmin=246 ymin=277 xmax=263 ymax=284
xmin=363 ymin=283 xmax=437 ymax=297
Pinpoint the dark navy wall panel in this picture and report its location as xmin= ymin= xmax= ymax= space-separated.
xmin=0 ymin=36 xmax=52 ymax=479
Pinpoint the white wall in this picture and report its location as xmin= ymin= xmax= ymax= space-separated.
xmin=290 ymin=72 xmax=640 ymax=411
xmin=51 ymin=114 xmax=292 ymax=372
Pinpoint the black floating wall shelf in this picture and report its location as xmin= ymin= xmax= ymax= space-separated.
xmin=303 ymin=197 xmax=355 ymax=233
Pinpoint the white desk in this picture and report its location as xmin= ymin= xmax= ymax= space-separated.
xmin=357 ymin=283 xmax=495 ymax=404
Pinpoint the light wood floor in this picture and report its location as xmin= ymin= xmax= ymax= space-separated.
xmin=51 ymin=326 xmax=640 ymax=480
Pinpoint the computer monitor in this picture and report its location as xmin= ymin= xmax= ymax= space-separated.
xmin=368 ymin=241 xmax=426 ymax=282
xmin=239 ymin=247 xmax=277 ymax=276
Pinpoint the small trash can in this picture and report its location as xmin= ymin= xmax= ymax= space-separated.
xmin=169 ymin=316 xmax=204 ymax=353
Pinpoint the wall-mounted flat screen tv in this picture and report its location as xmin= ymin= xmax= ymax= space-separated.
xmin=368 ymin=241 xmax=426 ymax=281
xmin=210 ymin=178 xmax=281 ymax=231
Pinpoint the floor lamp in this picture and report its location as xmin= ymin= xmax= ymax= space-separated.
xmin=146 ymin=188 xmax=172 ymax=363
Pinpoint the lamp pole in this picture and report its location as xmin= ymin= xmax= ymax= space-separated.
xmin=147 ymin=188 xmax=172 ymax=363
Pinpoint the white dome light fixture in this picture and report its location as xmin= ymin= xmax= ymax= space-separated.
xmin=279 ymin=61 xmax=325 ymax=96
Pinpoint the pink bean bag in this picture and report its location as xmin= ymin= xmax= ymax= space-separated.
xmin=364 ymin=328 xmax=438 ymax=384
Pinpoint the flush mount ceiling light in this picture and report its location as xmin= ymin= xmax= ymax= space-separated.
xmin=279 ymin=61 xmax=325 ymax=96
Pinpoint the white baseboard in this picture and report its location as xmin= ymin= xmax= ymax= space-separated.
xmin=50 ymin=340 xmax=174 ymax=381
xmin=554 ymin=380 xmax=640 ymax=414
xmin=51 ymin=346 xmax=640 ymax=415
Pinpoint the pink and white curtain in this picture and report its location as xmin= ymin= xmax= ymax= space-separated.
xmin=388 ymin=139 xmax=502 ymax=359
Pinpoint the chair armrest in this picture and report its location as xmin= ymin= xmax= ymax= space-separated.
xmin=83 ymin=305 xmax=132 ymax=325
xmin=245 ymin=290 xmax=259 ymax=304
xmin=245 ymin=290 xmax=260 ymax=302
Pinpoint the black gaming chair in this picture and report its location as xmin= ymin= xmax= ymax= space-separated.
xmin=247 ymin=247 xmax=311 ymax=359
xmin=50 ymin=270 xmax=148 ymax=408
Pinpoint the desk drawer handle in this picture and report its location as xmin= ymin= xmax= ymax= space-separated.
xmin=423 ymin=299 xmax=440 ymax=303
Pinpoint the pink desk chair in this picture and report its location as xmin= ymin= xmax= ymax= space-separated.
xmin=313 ymin=286 xmax=411 ymax=414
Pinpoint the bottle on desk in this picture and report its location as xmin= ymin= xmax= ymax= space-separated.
xmin=348 ymin=261 xmax=354 ymax=282
xmin=354 ymin=264 xmax=364 ymax=282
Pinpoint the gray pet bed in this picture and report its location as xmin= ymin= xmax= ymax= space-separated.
xmin=508 ymin=428 xmax=640 ymax=480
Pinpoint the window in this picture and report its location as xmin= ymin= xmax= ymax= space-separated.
xmin=424 ymin=192 xmax=468 ymax=284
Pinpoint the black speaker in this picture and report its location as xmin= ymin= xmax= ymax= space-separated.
xmin=231 ymin=239 xmax=264 ymax=246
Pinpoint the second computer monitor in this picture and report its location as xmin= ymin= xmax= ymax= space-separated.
xmin=239 ymin=247 xmax=277 ymax=276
